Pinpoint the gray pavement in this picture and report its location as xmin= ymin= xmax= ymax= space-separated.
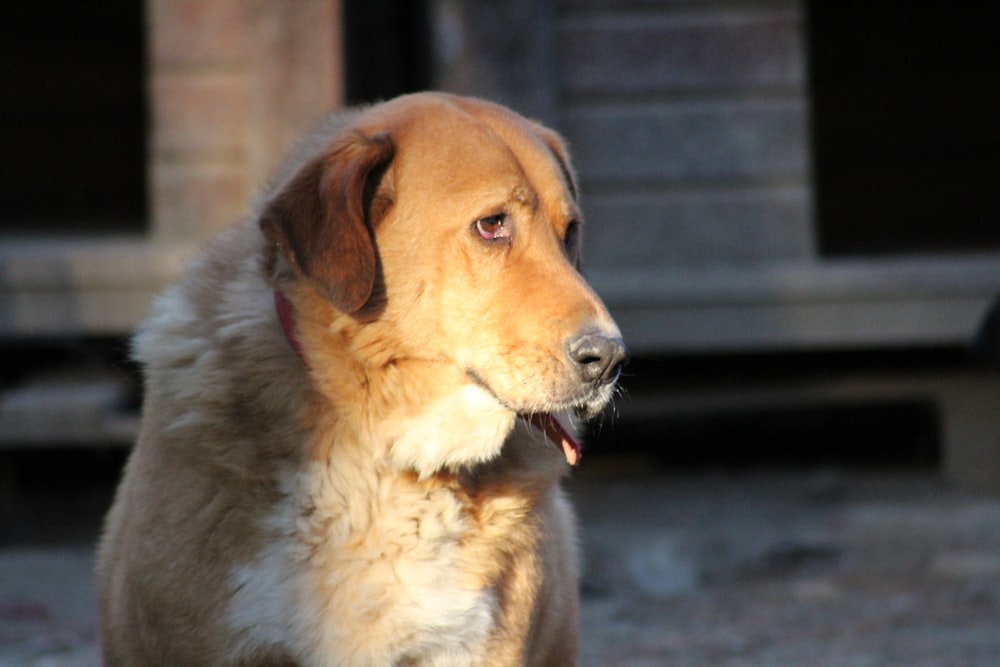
xmin=573 ymin=470 xmax=1000 ymax=666
xmin=0 ymin=548 xmax=99 ymax=666
xmin=3 ymin=468 xmax=1000 ymax=666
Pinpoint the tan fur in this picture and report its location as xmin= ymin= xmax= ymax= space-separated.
xmin=96 ymin=92 xmax=623 ymax=666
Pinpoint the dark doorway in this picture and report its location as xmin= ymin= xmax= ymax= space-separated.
xmin=0 ymin=1 xmax=147 ymax=235
xmin=343 ymin=1 xmax=434 ymax=106
xmin=808 ymin=2 xmax=1000 ymax=256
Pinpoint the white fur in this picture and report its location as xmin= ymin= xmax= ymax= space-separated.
xmin=388 ymin=385 xmax=516 ymax=478
xmin=227 ymin=459 xmax=499 ymax=665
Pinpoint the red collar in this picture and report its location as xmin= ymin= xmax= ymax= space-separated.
xmin=274 ymin=290 xmax=307 ymax=365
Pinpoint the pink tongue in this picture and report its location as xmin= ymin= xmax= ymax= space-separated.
xmin=527 ymin=413 xmax=582 ymax=466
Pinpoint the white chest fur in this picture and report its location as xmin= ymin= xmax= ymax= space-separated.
xmin=227 ymin=460 xmax=500 ymax=666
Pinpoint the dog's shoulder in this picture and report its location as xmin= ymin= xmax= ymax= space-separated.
xmin=133 ymin=222 xmax=310 ymax=452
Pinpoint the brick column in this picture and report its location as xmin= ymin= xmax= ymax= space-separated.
xmin=147 ymin=0 xmax=342 ymax=242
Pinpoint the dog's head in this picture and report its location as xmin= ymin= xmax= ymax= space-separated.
xmin=261 ymin=93 xmax=626 ymax=471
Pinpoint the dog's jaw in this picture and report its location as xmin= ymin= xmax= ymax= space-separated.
xmin=463 ymin=366 xmax=616 ymax=467
xmin=275 ymin=292 xmax=571 ymax=476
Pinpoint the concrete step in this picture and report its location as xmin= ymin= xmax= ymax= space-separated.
xmin=0 ymin=372 xmax=137 ymax=447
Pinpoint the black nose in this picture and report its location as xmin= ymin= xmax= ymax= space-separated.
xmin=568 ymin=333 xmax=628 ymax=386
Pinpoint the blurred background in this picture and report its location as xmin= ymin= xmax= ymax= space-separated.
xmin=2 ymin=1 xmax=1000 ymax=665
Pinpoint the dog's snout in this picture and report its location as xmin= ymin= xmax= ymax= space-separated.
xmin=567 ymin=333 xmax=628 ymax=386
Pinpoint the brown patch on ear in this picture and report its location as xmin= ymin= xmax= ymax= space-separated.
xmin=260 ymin=132 xmax=395 ymax=313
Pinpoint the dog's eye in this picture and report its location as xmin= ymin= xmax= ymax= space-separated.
xmin=475 ymin=214 xmax=510 ymax=241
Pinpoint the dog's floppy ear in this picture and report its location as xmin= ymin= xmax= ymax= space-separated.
xmin=530 ymin=123 xmax=584 ymax=267
xmin=260 ymin=131 xmax=395 ymax=313
xmin=531 ymin=124 xmax=579 ymax=203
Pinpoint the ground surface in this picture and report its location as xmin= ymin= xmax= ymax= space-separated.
xmin=573 ymin=469 xmax=1000 ymax=666
xmin=2 ymin=467 xmax=1000 ymax=666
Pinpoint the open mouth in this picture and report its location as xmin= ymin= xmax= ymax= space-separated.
xmin=522 ymin=388 xmax=617 ymax=465
xmin=465 ymin=368 xmax=612 ymax=466
xmin=525 ymin=412 xmax=582 ymax=466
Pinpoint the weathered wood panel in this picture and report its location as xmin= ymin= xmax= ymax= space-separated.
xmin=557 ymin=11 xmax=804 ymax=95
xmin=554 ymin=0 xmax=799 ymax=9
xmin=587 ymin=257 xmax=1000 ymax=351
xmin=581 ymin=186 xmax=813 ymax=267
xmin=562 ymin=99 xmax=808 ymax=184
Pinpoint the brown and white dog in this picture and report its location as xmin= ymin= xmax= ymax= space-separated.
xmin=96 ymin=92 xmax=626 ymax=666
